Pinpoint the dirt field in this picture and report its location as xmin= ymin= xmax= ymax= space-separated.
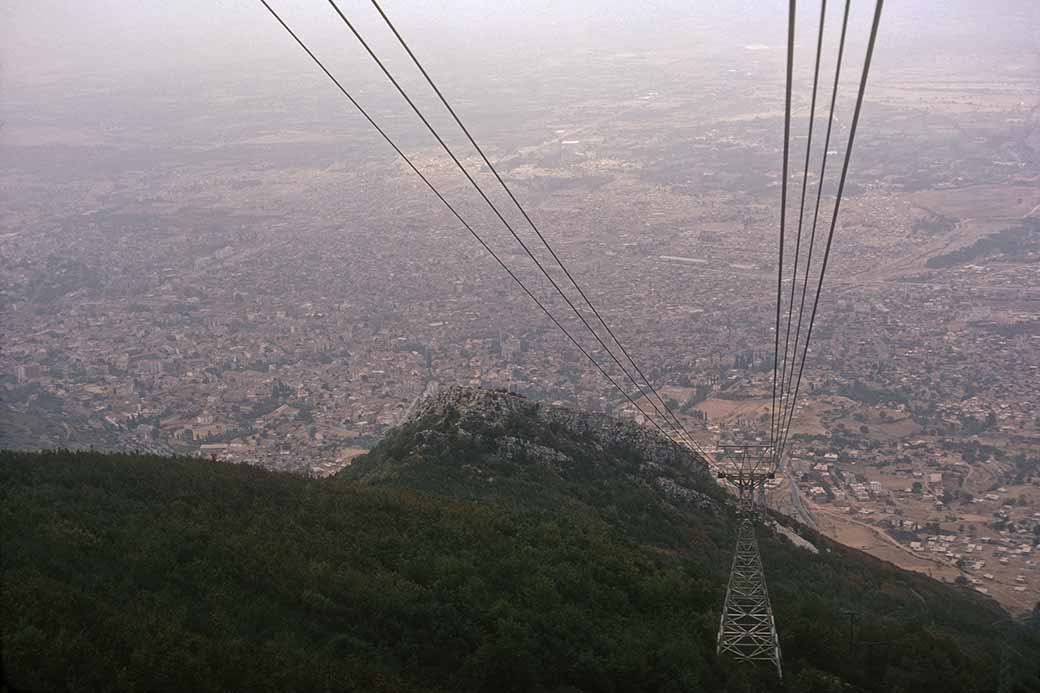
xmin=813 ymin=506 xmax=961 ymax=583
xmin=695 ymin=397 xmax=771 ymax=426
xmin=910 ymin=185 xmax=1040 ymax=223
xmin=336 ymin=446 xmax=369 ymax=464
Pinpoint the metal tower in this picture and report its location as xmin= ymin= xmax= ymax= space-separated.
xmin=716 ymin=445 xmax=783 ymax=680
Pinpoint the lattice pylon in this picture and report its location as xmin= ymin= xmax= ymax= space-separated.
xmin=717 ymin=508 xmax=783 ymax=679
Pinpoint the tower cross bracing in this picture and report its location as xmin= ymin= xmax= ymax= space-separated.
xmin=715 ymin=446 xmax=783 ymax=679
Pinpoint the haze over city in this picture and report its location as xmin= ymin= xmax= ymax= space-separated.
xmin=2 ymin=1 xmax=1039 ymax=689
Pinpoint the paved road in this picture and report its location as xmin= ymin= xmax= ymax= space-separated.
xmin=782 ymin=458 xmax=817 ymax=530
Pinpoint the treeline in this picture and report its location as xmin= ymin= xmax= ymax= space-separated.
xmin=926 ymin=221 xmax=1040 ymax=269
xmin=838 ymin=380 xmax=910 ymax=407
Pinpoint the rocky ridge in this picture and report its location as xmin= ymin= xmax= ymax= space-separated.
xmin=363 ymin=384 xmax=721 ymax=516
xmin=400 ymin=385 xmax=821 ymax=548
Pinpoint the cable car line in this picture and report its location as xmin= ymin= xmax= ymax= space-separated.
xmin=769 ymin=0 xmax=798 ymax=474
xmin=364 ymin=0 xmax=708 ymax=462
xmin=776 ymin=0 xmax=884 ymax=464
xmin=772 ymin=0 xmax=828 ymax=470
xmin=256 ymin=0 xmax=702 ymax=456
xmin=325 ymin=0 xmax=707 ymax=456
xmin=259 ymin=0 xmax=883 ymax=480
xmin=774 ymin=0 xmax=850 ymax=468
xmin=768 ymin=0 xmax=797 ymax=472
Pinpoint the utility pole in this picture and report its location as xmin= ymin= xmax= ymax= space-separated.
xmin=716 ymin=444 xmax=783 ymax=680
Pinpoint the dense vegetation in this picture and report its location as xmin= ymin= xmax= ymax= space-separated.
xmin=925 ymin=219 xmax=1039 ymax=269
xmin=3 ymin=398 xmax=1039 ymax=691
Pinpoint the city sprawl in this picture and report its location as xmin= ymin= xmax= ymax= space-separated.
xmin=3 ymin=3 xmax=1039 ymax=612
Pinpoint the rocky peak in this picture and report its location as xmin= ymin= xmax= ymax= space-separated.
xmin=409 ymin=384 xmax=708 ymax=475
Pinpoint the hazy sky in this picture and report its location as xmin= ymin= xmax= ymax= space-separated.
xmin=0 ymin=2 xmax=936 ymax=81
xmin=5 ymin=1 xmax=1036 ymax=85
xmin=2 ymin=1 xmax=1037 ymax=153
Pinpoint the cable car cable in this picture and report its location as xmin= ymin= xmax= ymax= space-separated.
xmin=325 ymin=0 xmax=704 ymax=454
xmin=367 ymin=0 xmax=706 ymax=459
xmin=777 ymin=0 xmax=884 ymax=463
xmin=256 ymin=0 xmax=698 ymax=454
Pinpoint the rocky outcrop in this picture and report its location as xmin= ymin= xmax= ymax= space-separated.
xmin=654 ymin=476 xmax=720 ymax=513
xmin=773 ymin=522 xmax=820 ymax=553
xmin=400 ymin=385 xmax=720 ymax=514
xmin=409 ymin=385 xmax=708 ymax=474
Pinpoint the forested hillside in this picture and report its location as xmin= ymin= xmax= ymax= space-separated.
xmin=3 ymin=389 xmax=1038 ymax=691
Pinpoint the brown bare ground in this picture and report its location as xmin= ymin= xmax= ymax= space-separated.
xmin=813 ymin=507 xmax=961 ymax=582
xmin=695 ymin=397 xmax=771 ymax=425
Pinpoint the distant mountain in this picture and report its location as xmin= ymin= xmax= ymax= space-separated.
xmin=3 ymin=386 xmax=1038 ymax=691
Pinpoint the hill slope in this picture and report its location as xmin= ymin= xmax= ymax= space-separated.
xmin=3 ymin=387 xmax=1038 ymax=691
